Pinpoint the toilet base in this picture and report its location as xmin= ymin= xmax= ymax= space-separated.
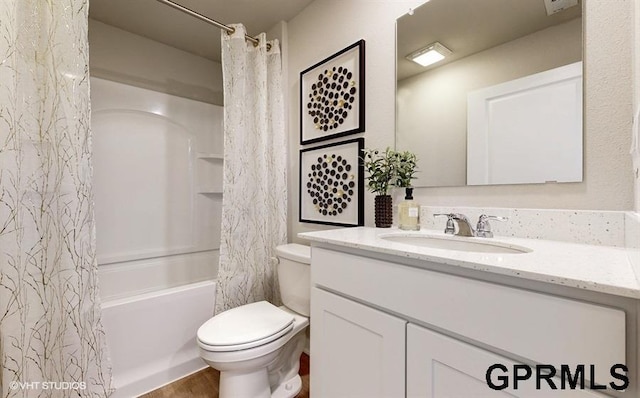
xmin=217 ymin=362 xmax=302 ymax=398
xmin=219 ymin=367 xmax=271 ymax=398
xmin=271 ymin=374 xmax=302 ymax=398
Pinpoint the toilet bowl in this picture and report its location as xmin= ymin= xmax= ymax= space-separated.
xmin=197 ymin=243 xmax=310 ymax=398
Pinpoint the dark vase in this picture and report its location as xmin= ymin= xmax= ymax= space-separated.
xmin=374 ymin=195 xmax=393 ymax=228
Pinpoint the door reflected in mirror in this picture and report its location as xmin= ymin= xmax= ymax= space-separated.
xmin=396 ymin=0 xmax=583 ymax=187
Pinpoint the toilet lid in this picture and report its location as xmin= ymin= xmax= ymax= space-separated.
xmin=197 ymin=301 xmax=294 ymax=351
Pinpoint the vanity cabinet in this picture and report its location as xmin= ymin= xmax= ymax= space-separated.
xmin=310 ymin=287 xmax=406 ymax=397
xmin=310 ymin=246 xmax=627 ymax=398
xmin=407 ymin=324 xmax=608 ymax=398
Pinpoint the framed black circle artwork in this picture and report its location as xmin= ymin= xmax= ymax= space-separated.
xmin=299 ymin=138 xmax=364 ymax=227
xmin=300 ymin=40 xmax=365 ymax=145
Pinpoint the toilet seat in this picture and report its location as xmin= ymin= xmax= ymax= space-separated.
xmin=197 ymin=301 xmax=294 ymax=352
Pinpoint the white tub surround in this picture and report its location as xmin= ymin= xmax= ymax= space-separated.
xmin=302 ymin=227 xmax=640 ymax=397
xmin=99 ymin=251 xmax=219 ymax=301
xmin=92 ymin=77 xmax=222 ymax=299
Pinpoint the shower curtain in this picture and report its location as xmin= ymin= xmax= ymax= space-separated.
xmin=0 ymin=1 xmax=113 ymax=397
xmin=215 ymin=24 xmax=287 ymax=314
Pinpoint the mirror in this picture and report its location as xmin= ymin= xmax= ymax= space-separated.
xmin=396 ymin=0 xmax=583 ymax=187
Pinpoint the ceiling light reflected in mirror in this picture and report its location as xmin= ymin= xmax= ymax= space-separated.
xmin=406 ymin=42 xmax=452 ymax=67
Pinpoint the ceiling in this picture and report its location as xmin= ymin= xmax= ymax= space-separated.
xmin=397 ymin=0 xmax=582 ymax=81
xmin=89 ymin=0 xmax=315 ymax=62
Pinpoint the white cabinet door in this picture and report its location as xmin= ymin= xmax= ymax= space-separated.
xmin=407 ymin=324 xmax=610 ymax=398
xmin=310 ymin=287 xmax=406 ymax=398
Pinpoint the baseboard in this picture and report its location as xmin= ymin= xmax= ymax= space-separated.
xmin=113 ymin=358 xmax=207 ymax=398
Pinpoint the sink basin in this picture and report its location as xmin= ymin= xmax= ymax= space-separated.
xmin=379 ymin=234 xmax=531 ymax=254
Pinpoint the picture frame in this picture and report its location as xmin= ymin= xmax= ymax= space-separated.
xmin=299 ymin=138 xmax=364 ymax=227
xmin=300 ymin=40 xmax=365 ymax=145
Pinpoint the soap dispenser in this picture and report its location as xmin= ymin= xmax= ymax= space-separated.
xmin=398 ymin=187 xmax=420 ymax=230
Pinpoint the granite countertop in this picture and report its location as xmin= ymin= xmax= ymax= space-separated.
xmin=298 ymin=227 xmax=640 ymax=299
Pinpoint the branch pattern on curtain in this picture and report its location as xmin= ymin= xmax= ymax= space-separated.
xmin=0 ymin=1 xmax=113 ymax=397
xmin=215 ymin=25 xmax=287 ymax=314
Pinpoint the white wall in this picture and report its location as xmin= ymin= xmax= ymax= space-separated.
xmin=288 ymin=0 xmax=635 ymax=241
xmin=288 ymin=0 xmax=425 ymax=239
xmin=89 ymin=19 xmax=223 ymax=105
xmin=635 ymin=0 xmax=640 ymax=212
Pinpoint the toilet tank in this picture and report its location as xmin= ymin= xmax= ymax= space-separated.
xmin=275 ymin=244 xmax=310 ymax=317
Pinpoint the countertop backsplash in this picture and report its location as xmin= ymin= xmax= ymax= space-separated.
xmin=419 ymin=206 xmax=633 ymax=248
xmin=625 ymin=212 xmax=640 ymax=282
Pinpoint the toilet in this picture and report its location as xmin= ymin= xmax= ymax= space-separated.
xmin=197 ymin=243 xmax=311 ymax=398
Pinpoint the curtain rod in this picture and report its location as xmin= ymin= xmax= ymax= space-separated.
xmin=155 ymin=0 xmax=270 ymax=50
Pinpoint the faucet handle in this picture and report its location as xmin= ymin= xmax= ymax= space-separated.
xmin=434 ymin=213 xmax=456 ymax=235
xmin=476 ymin=214 xmax=508 ymax=238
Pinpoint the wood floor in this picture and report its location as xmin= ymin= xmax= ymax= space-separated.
xmin=140 ymin=353 xmax=310 ymax=398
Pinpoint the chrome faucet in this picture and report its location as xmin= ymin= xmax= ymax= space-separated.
xmin=450 ymin=213 xmax=475 ymax=237
xmin=434 ymin=213 xmax=456 ymax=234
xmin=434 ymin=213 xmax=475 ymax=237
xmin=475 ymin=214 xmax=508 ymax=238
xmin=434 ymin=213 xmax=508 ymax=237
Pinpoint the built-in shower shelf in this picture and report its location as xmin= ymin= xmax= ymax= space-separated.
xmin=197 ymin=152 xmax=224 ymax=160
xmin=197 ymin=152 xmax=223 ymax=195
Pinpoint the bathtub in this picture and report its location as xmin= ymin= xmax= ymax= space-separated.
xmin=101 ymin=280 xmax=216 ymax=397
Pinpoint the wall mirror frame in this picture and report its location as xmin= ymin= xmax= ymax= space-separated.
xmin=396 ymin=0 xmax=584 ymax=188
